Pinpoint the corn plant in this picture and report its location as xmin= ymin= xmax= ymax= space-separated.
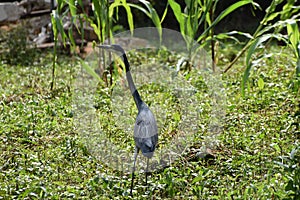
xmin=229 ymin=0 xmax=300 ymax=96
xmin=128 ymin=0 xmax=166 ymax=44
xmin=287 ymin=23 xmax=300 ymax=74
xmin=51 ymin=0 xmax=164 ymax=88
xmin=167 ymin=0 xmax=254 ymax=71
xmin=287 ymin=21 xmax=300 ymax=94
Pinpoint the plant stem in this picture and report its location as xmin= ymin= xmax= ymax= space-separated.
xmin=51 ymin=38 xmax=57 ymax=91
xmin=223 ymin=0 xmax=276 ymax=73
xmin=223 ymin=42 xmax=250 ymax=73
xmin=107 ymin=0 xmax=112 ymax=87
xmin=210 ymin=5 xmax=215 ymax=73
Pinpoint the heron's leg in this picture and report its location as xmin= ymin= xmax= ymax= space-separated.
xmin=145 ymin=157 xmax=149 ymax=184
xmin=130 ymin=147 xmax=139 ymax=196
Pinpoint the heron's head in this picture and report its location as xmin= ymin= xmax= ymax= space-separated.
xmin=97 ymin=44 xmax=125 ymax=55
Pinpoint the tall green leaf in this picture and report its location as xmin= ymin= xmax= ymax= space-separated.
xmin=241 ymin=34 xmax=279 ymax=96
xmin=121 ymin=0 xmax=134 ymax=34
xmin=168 ymin=0 xmax=185 ymax=37
xmin=110 ymin=0 xmax=134 ymax=35
xmin=129 ymin=0 xmax=163 ymax=42
xmin=51 ymin=10 xmax=67 ymax=46
xmin=197 ymin=0 xmax=254 ymax=42
xmin=68 ymin=0 xmax=77 ymax=19
xmin=287 ymin=22 xmax=300 ymax=58
xmin=79 ymin=58 xmax=104 ymax=84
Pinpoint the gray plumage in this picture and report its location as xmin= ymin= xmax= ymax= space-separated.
xmin=134 ymin=102 xmax=158 ymax=158
xmin=97 ymin=44 xmax=158 ymax=196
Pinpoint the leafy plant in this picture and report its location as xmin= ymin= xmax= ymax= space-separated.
xmin=221 ymin=0 xmax=300 ymax=96
xmin=287 ymin=21 xmax=300 ymax=93
xmin=167 ymin=0 xmax=254 ymax=71
xmin=51 ymin=0 xmax=166 ymax=88
xmin=128 ymin=0 xmax=167 ymax=44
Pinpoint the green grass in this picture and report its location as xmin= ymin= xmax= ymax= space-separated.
xmin=0 ymin=44 xmax=299 ymax=199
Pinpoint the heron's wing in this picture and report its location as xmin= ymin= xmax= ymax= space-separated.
xmin=134 ymin=109 xmax=158 ymax=152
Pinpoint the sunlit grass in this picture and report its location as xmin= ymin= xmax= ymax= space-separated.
xmin=0 ymin=44 xmax=299 ymax=199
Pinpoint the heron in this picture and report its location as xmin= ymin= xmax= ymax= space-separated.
xmin=97 ymin=44 xmax=158 ymax=196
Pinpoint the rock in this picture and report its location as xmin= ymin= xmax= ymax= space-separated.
xmin=18 ymin=0 xmax=53 ymax=13
xmin=0 ymin=3 xmax=24 ymax=24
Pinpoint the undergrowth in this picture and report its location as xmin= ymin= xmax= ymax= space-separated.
xmin=0 ymin=44 xmax=299 ymax=199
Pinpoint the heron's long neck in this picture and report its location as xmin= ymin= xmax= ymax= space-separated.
xmin=123 ymin=54 xmax=143 ymax=109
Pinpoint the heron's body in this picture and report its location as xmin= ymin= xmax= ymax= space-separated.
xmin=134 ymin=102 xmax=158 ymax=158
xmin=97 ymin=44 xmax=158 ymax=196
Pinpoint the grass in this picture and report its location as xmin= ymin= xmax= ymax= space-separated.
xmin=0 ymin=43 xmax=299 ymax=199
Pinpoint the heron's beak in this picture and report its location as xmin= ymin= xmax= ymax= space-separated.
xmin=97 ymin=45 xmax=113 ymax=50
xmin=97 ymin=44 xmax=111 ymax=48
xmin=97 ymin=45 xmax=120 ymax=55
xmin=97 ymin=44 xmax=126 ymax=57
